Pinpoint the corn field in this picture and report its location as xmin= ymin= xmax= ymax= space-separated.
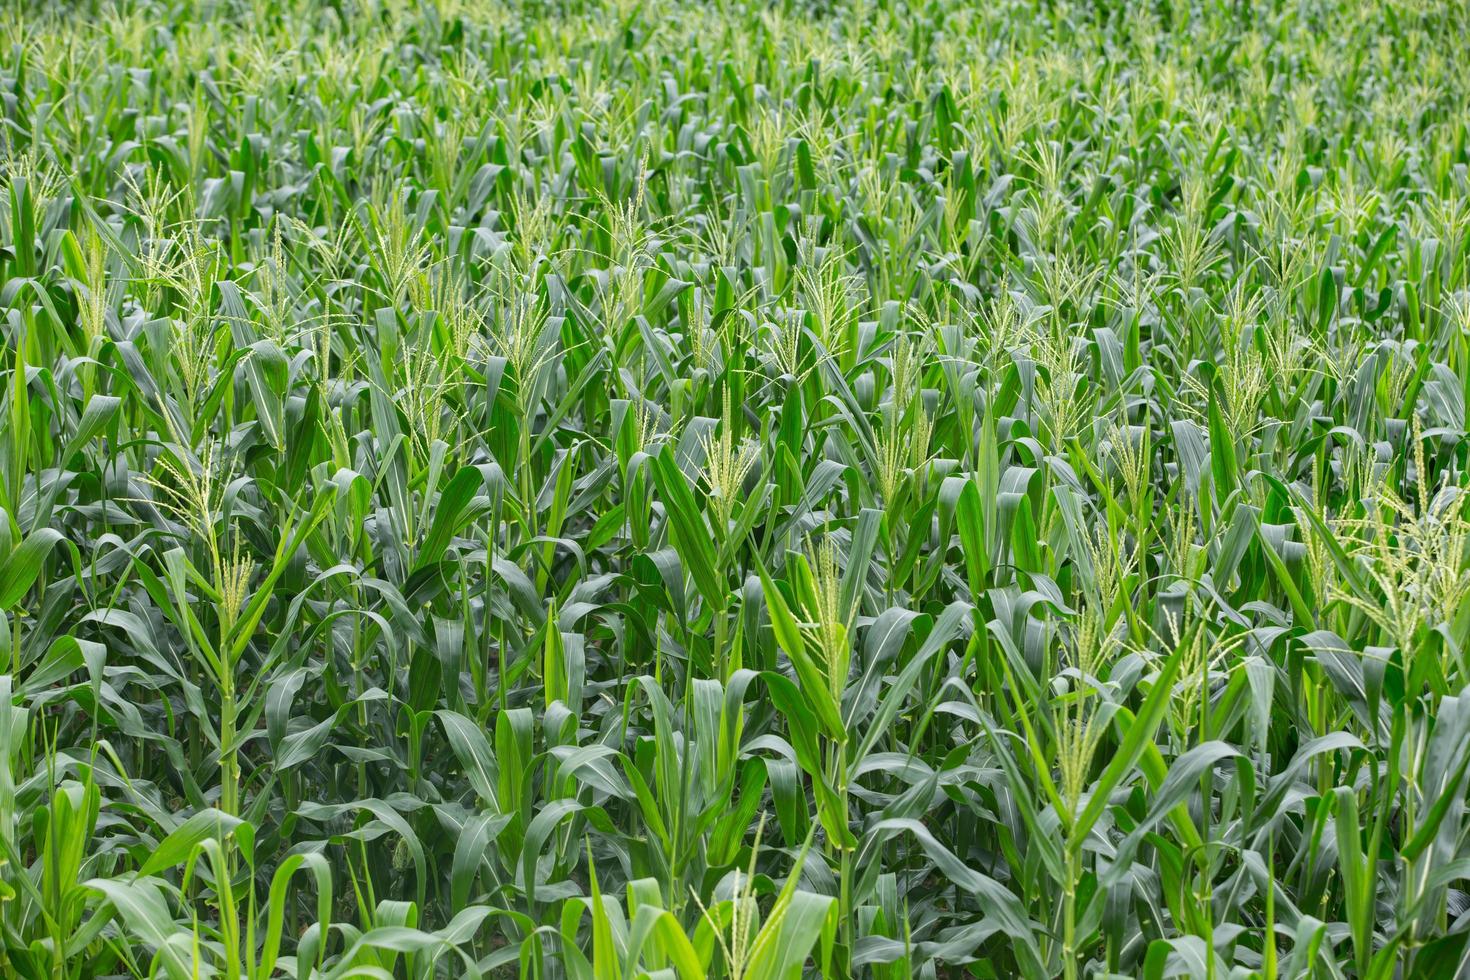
xmin=2 ymin=0 xmax=1470 ymax=975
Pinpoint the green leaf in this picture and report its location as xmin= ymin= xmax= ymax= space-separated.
xmin=138 ymin=809 xmax=244 ymax=877
xmin=1073 ymin=638 xmax=1190 ymax=849
xmin=650 ymin=445 xmax=724 ymax=612
xmin=0 ymin=528 xmax=64 ymax=609
xmin=758 ymin=563 xmax=844 ymax=741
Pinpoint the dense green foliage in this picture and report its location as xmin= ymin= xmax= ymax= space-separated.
xmin=3 ymin=0 xmax=1470 ymax=975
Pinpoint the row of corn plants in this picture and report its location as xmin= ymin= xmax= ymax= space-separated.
xmin=3 ymin=0 xmax=1470 ymax=975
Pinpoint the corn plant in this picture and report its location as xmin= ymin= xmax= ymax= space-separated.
xmin=2 ymin=0 xmax=1470 ymax=976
